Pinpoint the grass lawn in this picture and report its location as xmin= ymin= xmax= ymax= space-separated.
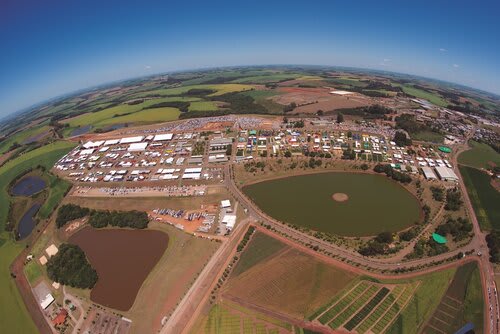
xmin=0 ymin=240 xmax=38 ymax=334
xmin=23 ymin=260 xmax=43 ymax=285
xmin=231 ymin=232 xmax=286 ymax=277
xmin=96 ymin=107 xmax=181 ymax=126
xmin=411 ymin=130 xmax=444 ymax=143
xmin=459 ymin=165 xmax=500 ymax=231
xmin=458 ymin=140 xmax=500 ymax=169
xmin=0 ymin=141 xmax=75 ymax=333
xmin=463 ymin=265 xmax=484 ymax=333
xmin=39 ymin=174 xmax=72 ymax=219
xmin=243 ymin=173 xmax=421 ymax=236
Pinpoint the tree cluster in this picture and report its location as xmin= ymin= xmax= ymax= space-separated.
xmin=88 ymin=210 xmax=149 ymax=229
xmin=393 ymin=131 xmax=412 ymax=147
xmin=444 ymin=188 xmax=462 ymax=211
xmin=435 ymin=217 xmax=472 ymax=242
xmin=144 ymin=101 xmax=190 ymax=113
xmin=373 ymin=164 xmax=412 ymax=183
xmin=46 ymin=244 xmax=98 ymax=289
xmin=430 ymin=186 xmax=444 ymax=201
xmin=486 ymin=231 xmax=500 ymax=263
xmin=237 ymin=226 xmax=255 ymax=252
xmin=56 ymin=204 xmax=90 ymax=228
xmin=358 ymin=232 xmax=394 ymax=256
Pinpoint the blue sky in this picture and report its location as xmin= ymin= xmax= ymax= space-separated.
xmin=1 ymin=0 xmax=499 ymax=116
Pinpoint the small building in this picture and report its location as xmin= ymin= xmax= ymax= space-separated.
xmin=222 ymin=214 xmax=236 ymax=230
xmin=221 ymin=200 xmax=231 ymax=208
xmin=128 ymin=142 xmax=148 ymax=152
xmin=45 ymin=244 xmax=59 ymax=257
xmin=435 ymin=166 xmax=459 ymax=181
xmin=40 ymin=293 xmax=54 ymax=310
xmin=209 ymin=138 xmax=232 ymax=151
xmin=119 ymin=136 xmax=144 ymax=144
xmin=153 ymin=133 xmax=173 ymax=141
xmin=52 ymin=309 xmax=68 ymax=326
xmin=39 ymin=256 xmax=48 ymax=265
xmin=421 ymin=167 xmax=437 ymax=180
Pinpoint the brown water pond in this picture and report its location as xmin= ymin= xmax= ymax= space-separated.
xmin=69 ymin=226 xmax=168 ymax=311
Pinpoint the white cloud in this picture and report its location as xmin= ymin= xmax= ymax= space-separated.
xmin=439 ymin=48 xmax=447 ymax=52
xmin=144 ymin=65 xmax=152 ymax=70
xmin=453 ymin=64 xmax=460 ymax=68
xmin=379 ymin=58 xmax=391 ymax=66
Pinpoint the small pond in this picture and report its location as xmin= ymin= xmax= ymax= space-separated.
xmin=18 ymin=203 xmax=41 ymax=240
xmin=71 ymin=125 xmax=92 ymax=137
xmin=11 ymin=176 xmax=47 ymax=196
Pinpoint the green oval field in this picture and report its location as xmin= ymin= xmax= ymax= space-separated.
xmin=243 ymin=172 xmax=421 ymax=236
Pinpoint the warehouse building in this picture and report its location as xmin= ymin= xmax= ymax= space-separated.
xmin=435 ymin=166 xmax=459 ymax=181
xmin=421 ymin=167 xmax=437 ymax=180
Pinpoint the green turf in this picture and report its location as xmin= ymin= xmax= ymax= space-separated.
xmin=0 ymin=141 xmax=75 ymax=333
xmin=458 ymin=140 xmax=500 ymax=169
xmin=459 ymin=165 xmax=500 ymax=231
xmin=231 ymin=232 xmax=286 ymax=277
xmin=23 ymin=260 xmax=42 ymax=284
xmin=243 ymin=173 xmax=421 ymax=236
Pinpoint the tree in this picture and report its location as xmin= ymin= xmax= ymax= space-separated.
xmin=56 ymin=204 xmax=90 ymax=228
xmin=316 ymin=110 xmax=324 ymax=116
xmin=393 ymin=131 xmax=412 ymax=147
xmin=360 ymin=163 xmax=369 ymax=170
xmin=46 ymin=244 xmax=98 ymax=289
xmin=375 ymin=231 xmax=394 ymax=244
xmin=337 ymin=113 xmax=344 ymax=123
xmin=284 ymin=151 xmax=292 ymax=158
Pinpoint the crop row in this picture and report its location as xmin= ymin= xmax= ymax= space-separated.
xmin=356 ymin=285 xmax=405 ymax=334
xmin=371 ymin=283 xmax=419 ymax=334
xmin=344 ymin=287 xmax=390 ymax=330
xmin=318 ymin=281 xmax=370 ymax=324
xmin=329 ymin=285 xmax=379 ymax=329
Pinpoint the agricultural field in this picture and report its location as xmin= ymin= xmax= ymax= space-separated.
xmin=410 ymin=130 xmax=444 ymax=143
xmin=458 ymin=141 xmax=500 ymax=169
xmin=459 ymin=165 xmax=500 ymax=231
xmin=232 ymin=73 xmax=302 ymax=84
xmin=0 ymin=124 xmax=52 ymax=154
xmin=242 ymin=173 xmax=421 ymax=236
xmin=420 ymin=262 xmax=484 ymax=334
xmin=194 ymin=300 xmax=292 ymax=334
xmin=220 ymin=231 xmax=469 ymax=334
xmin=0 ymin=140 xmax=75 ymax=334
xmin=129 ymin=84 xmax=255 ymax=99
xmin=189 ymin=101 xmax=220 ymax=112
xmin=97 ymin=106 xmax=180 ymax=126
xmin=392 ymin=83 xmax=448 ymax=107
xmin=312 ymin=279 xmax=420 ymax=333
xmin=223 ymin=232 xmax=358 ymax=319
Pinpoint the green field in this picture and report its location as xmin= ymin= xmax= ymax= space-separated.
xmin=458 ymin=141 xmax=500 ymax=169
xmin=243 ymin=173 xmax=421 ymax=236
xmin=0 ymin=125 xmax=51 ymax=154
xmin=231 ymin=232 xmax=286 ymax=277
xmin=421 ymin=262 xmax=484 ymax=334
xmin=393 ymin=84 xmax=448 ymax=107
xmin=129 ymin=84 xmax=254 ymax=99
xmin=188 ymin=101 xmax=219 ymax=112
xmin=65 ymin=97 xmax=185 ymax=128
xmin=459 ymin=165 xmax=500 ymax=231
xmin=231 ymin=73 xmax=302 ymax=84
xmin=0 ymin=141 xmax=75 ymax=334
xmin=385 ymin=268 xmax=456 ymax=334
xmin=97 ymin=107 xmax=181 ymax=126
xmin=411 ymin=130 xmax=444 ymax=143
